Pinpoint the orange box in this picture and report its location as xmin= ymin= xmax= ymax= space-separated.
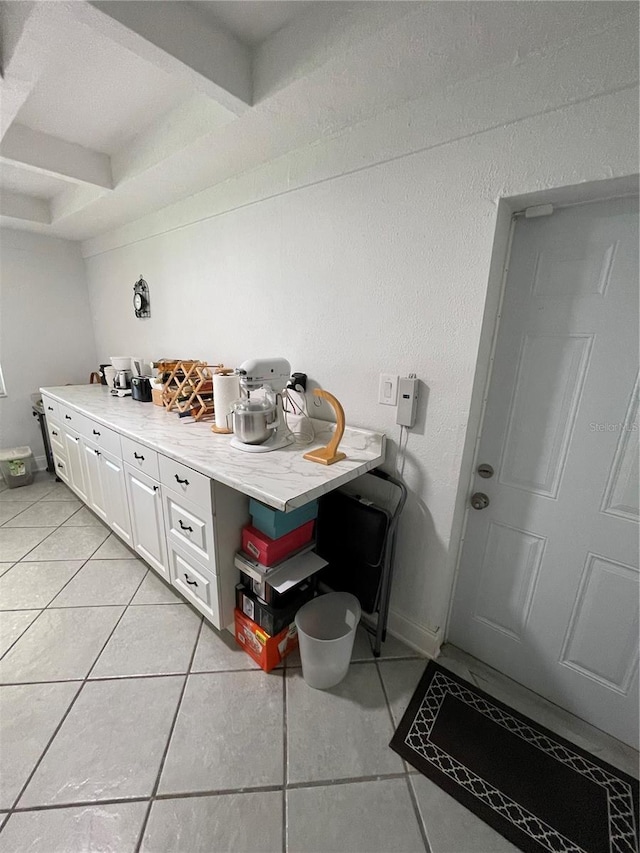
xmin=234 ymin=608 xmax=298 ymax=672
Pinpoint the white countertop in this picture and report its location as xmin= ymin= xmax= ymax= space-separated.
xmin=40 ymin=385 xmax=386 ymax=511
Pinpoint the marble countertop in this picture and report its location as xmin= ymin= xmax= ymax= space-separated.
xmin=40 ymin=385 xmax=386 ymax=511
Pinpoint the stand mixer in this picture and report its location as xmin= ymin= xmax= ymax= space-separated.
xmin=229 ymin=358 xmax=294 ymax=453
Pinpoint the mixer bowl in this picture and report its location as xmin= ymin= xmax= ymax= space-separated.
xmin=232 ymin=400 xmax=277 ymax=445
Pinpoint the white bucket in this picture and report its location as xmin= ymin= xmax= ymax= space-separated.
xmin=295 ymin=592 xmax=361 ymax=689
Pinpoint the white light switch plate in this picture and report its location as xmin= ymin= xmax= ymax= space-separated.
xmin=378 ymin=373 xmax=398 ymax=406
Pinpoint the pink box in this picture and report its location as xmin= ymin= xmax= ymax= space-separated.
xmin=241 ymin=520 xmax=314 ymax=567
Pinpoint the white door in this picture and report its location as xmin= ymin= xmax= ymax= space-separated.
xmin=100 ymin=450 xmax=132 ymax=545
xmin=63 ymin=426 xmax=89 ymax=504
xmin=449 ymin=196 xmax=639 ymax=747
xmin=124 ymin=464 xmax=168 ymax=579
xmin=83 ymin=441 xmax=108 ymax=522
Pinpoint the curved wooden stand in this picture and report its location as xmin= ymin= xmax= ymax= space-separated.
xmin=303 ymin=389 xmax=347 ymax=465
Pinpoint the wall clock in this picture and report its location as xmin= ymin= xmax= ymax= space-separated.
xmin=133 ymin=276 xmax=150 ymax=318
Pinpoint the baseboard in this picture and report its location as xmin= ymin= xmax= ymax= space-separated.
xmin=386 ymin=608 xmax=443 ymax=658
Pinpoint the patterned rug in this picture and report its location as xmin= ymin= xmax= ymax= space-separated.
xmin=390 ymin=661 xmax=639 ymax=853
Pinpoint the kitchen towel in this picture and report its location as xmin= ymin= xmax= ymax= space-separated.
xmin=213 ymin=373 xmax=240 ymax=430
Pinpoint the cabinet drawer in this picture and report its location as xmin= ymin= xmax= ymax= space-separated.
xmin=165 ymin=488 xmax=216 ymax=573
xmin=42 ymin=396 xmax=59 ymax=421
xmin=168 ymin=541 xmax=220 ymax=627
xmin=53 ymin=453 xmax=69 ymax=484
xmin=59 ymin=404 xmax=89 ymax=435
xmin=81 ymin=420 xmax=121 ymax=458
xmin=47 ymin=419 xmax=66 ymax=456
xmin=159 ymin=455 xmax=212 ymax=510
xmin=121 ymin=436 xmax=159 ymax=480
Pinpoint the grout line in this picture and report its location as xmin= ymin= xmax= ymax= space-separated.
xmin=2 ymin=590 xmax=134 ymax=821
xmin=404 ymin=775 xmax=433 ymax=853
xmin=286 ymin=772 xmax=408 ymax=791
xmin=11 ymin=796 xmax=151 ymax=814
xmin=282 ymin=666 xmax=288 ymax=853
xmin=154 ymin=784 xmax=283 ymax=802
xmin=133 ymin=617 xmax=205 ymax=853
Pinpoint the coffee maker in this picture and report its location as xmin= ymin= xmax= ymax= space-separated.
xmin=112 ymin=369 xmax=132 ymax=397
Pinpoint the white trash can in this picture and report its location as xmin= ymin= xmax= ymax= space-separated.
xmin=0 ymin=447 xmax=34 ymax=489
xmin=295 ymin=592 xmax=361 ymax=689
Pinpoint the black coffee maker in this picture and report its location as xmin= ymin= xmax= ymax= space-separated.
xmin=131 ymin=375 xmax=152 ymax=402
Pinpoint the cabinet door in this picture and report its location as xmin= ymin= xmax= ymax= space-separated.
xmin=63 ymin=426 xmax=89 ymax=503
xmin=101 ymin=450 xmax=132 ymax=545
xmin=82 ymin=440 xmax=108 ymax=522
xmin=124 ymin=464 xmax=168 ymax=579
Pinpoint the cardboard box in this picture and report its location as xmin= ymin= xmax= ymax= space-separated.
xmin=234 ymin=608 xmax=298 ymax=672
xmin=249 ymin=498 xmax=318 ymax=539
xmin=236 ymin=583 xmax=314 ymax=635
xmin=242 ymin=520 xmax=314 ymax=566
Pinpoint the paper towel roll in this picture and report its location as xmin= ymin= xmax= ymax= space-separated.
xmin=213 ymin=374 xmax=240 ymax=430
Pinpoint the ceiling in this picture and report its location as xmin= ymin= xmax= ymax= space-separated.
xmin=0 ymin=1 xmax=634 ymax=243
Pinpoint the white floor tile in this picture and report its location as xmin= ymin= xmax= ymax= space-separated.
xmin=3 ymin=502 xmax=81 ymax=528
xmin=0 ymin=802 xmax=148 ymax=853
xmin=141 ymin=791 xmax=283 ymax=853
xmin=49 ymin=559 xmax=146 ymax=607
xmin=191 ymin=624 xmax=261 ymax=672
xmin=130 ymin=570 xmax=179 ymax=605
xmin=287 ymin=778 xmax=425 ymax=853
xmin=19 ymin=676 xmax=184 ymax=807
xmin=0 ymin=561 xmax=83 ymax=610
xmin=22 ymin=526 xmax=110 ymax=562
xmin=0 ymin=528 xmax=56 ymax=562
xmin=159 ymin=671 xmax=283 ymax=794
xmin=91 ymin=534 xmax=136 ymax=560
xmin=0 ymin=610 xmax=41 ymax=657
xmin=286 ymin=661 xmax=403 ymax=784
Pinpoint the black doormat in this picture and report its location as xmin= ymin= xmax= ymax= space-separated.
xmin=390 ymin=661 xmax=639 ymax=853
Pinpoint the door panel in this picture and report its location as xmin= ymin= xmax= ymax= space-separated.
xmin=63 ymin=426 xmax=89 ymax=503
xmin=101 ymin=450 xmax=131 ymax=545
xmin=83 ymin=441 xmax=107 ymax=522
xmin=124 ymin=464 xmax=168 ymax=580
xmin=449 ymin=196 xmax=639 ymax=747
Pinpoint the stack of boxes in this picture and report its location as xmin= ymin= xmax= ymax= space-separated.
xmin=234 ymin=498 xmax=326 ymax=671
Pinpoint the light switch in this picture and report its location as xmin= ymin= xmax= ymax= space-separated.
xmin=378 ymin=373 xmax=398 ymax=406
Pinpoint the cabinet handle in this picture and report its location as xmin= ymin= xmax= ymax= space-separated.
xmin=47 ymin=406 xmax=53 ymax=411
xmin=153 ymin=485 xmax=159 ymax=492
xmin=52 ymin=430 xmax=58 ymax=436
xmin=178 ymin=519 xmax=193 ymax=533
xmin=95 ymin=450 xmax=101 ymax=457
xmin=92 ymin=429 xmax=101 ymax=436
xmin=134 ymin=452 xmax=144 ymax=461
xmin=175 ymin=475 xmax=189 ymax=485
xmin=65 ymin=415 xmax=72 ymax=420
xmin=184 ymin=573 xmax=198 ymax=587
xmin=57 ymin=462 xmax=63 ymax=469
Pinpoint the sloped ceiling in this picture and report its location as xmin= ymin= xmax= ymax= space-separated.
xmin=0 ymin=1 xmax=634 ymax=241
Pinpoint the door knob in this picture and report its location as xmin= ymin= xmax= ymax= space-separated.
xmin=470 ymin=492 xmax=490 ymax=510
xmin=477 ymin=463 xmax=494 ymax=479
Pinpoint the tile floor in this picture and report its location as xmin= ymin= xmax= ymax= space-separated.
xmin=0 ymin=473 xmax=637 ymax=852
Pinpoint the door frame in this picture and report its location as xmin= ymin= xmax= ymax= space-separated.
xmin=442 ymin=174 xmax=640 ymax=644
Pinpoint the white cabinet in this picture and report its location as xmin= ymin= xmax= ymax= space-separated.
xmin=83 ymin=440 xmax=108 ymax=522
xmin=124 ymin=464 xmax=168 ymax=580
xmin=101 ymin=449 xmax=132 ymax=545
xmin=63 ymin=425 xmax=89 ymax=503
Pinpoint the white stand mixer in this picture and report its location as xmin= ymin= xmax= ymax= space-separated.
xmin=229 ymin=358 xmax=294 ymax=453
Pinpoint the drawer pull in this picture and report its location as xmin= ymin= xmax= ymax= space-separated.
xmin=178 ymin=519 xmax=193 ymax=533
xmin=65 ymin=415 xmax=72 ymax=420
xmin=153 ymin=485 xmax=159 ymax=492
xmin=92 ymin=429 xmax=101 ymax=436
xmin=175 ymin=475 xmax=189 ymax=486
xmin=52 ymin=430 xmax=58 ymax=436
xmin=95 ymin=450 xmax=101 ymax=457
xmin=47 ymin=405 xmax=53 ymax=411
xmin=134 ymin=452 xmax=145 ymax=461
xmin=184 ymin=573 xmax=198 ymax=587
xmin=57 ymin=462 xmax=63 ymax=469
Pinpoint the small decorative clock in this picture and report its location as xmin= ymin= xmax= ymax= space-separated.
xmin=133 ymin=275 xmax=150 ymax=319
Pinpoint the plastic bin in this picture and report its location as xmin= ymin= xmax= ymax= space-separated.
xmin=0 ymin=447 xmax=34 ymax=489
xmin=295 ymin=592 xmax=361 ymax=689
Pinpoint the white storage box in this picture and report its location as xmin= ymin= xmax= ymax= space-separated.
xmin=0 ymin=446 xmax=35 ymax=489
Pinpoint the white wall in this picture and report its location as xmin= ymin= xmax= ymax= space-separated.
xmin=0 ymin=229 xmax=97 ymax=463
xmin=82 ymin=20 xmax=639 ymax=653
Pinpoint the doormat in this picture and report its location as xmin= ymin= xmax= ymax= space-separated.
xmin=390 ymin=661 xmax=639 ymax=853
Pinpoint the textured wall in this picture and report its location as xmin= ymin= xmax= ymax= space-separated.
xmin=0 ymin=230 xmax=97 ymax=463
xmin=82 ymin=25 xmax=639 ymax=651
